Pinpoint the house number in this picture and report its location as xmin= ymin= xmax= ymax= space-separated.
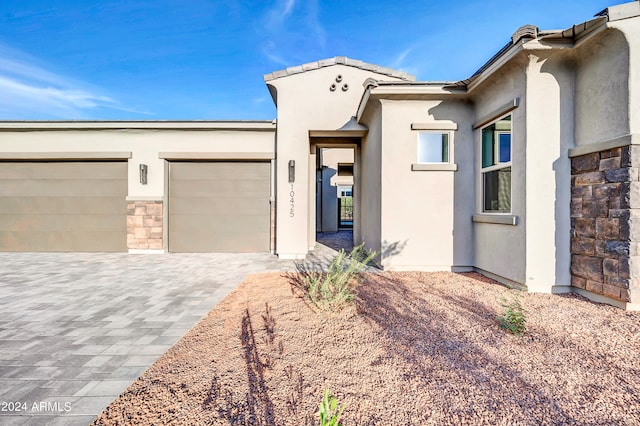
xmin=289 ymin=184 xmax=295 ymax=217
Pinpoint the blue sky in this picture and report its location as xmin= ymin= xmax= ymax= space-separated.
xmin=0 ymin=0 xmax=616 ymax=120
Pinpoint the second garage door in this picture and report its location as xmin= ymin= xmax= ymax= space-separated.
xmin=168 ymin=161 xmax=271 ymax=253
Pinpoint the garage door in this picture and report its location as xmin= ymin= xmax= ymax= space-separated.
xmin=169 ymin=162 xmax=271 ymax=252
xmin=0 ymin=161 xmax=127 ymax=252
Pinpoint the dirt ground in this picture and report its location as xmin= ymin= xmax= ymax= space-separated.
xmin=93 ymin=271 xmax=640 ymax=425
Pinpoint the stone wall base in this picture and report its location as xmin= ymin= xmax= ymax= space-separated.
xmin=127 ymin=200 xmax=163 ymax=250
xmin=570 ymin=146 xmax=637 ymax=304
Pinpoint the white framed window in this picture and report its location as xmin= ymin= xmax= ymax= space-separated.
xmin=417 ymin=132 xmax=451 ymax=163
xmin=481 ymin=115 xmax=511 ymax=213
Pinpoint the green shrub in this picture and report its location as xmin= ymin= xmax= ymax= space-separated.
xmin=303 ymin=243 xmax=376 ymax=312
xmin=497 ymin=292 xmax=527 ymax=335
xmin=318 ymin=389 xmax=344 ymax=426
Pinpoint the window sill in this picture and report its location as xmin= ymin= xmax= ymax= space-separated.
xmin=411 ymin=163 xmax=458 ymax=172
xmin=472 ymin=214 xmax=518 ymax=226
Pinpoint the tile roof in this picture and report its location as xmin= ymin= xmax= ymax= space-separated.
xmin=264 ymin=56 xmax=415 ymax=82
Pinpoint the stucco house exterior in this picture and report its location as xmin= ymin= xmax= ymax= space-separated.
xmin=1 ymin=2 xmax=639 ymax=309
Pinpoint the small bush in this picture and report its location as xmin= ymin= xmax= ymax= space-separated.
xmin=303 ymin=243 xmax=376 ymax=312
xmin=318 ymin=389 xmax=344 ymax=426
xmin=497 ymin=292 xmax=527 ymax=335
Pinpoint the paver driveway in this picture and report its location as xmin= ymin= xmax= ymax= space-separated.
xmin=0 ymin=252 xmax=297 ymax=425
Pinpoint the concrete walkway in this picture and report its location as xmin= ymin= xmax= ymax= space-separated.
xmin=0 ymin=252 xmax=296 ymax=425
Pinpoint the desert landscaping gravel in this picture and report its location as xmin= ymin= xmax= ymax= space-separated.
xmin=93 ymin=271 xmax=640 ymax=425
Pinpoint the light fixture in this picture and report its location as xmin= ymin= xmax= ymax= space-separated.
xmin=139 ymin=164 xmax=148 ymax=185
xmin=288 ymin=160 xmax=295 ymax=183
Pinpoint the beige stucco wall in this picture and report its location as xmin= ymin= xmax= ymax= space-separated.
xmin=357 ymin=102 xmax=383 ymax=256
xmin=376 ymin=99 xmax=474 ymax=270
xmin=322 ymin=148 xmax=354 ymax=187
xmin=524 ymin=50 xmax=574 ymax=292
xmin=0 ymin=127 xmax=275 ymax=199
xmin=267 ymin=65 xmax=404 ymax=258
xmin=575 ymin=28 xmax=630 ymax=147
xmin=608 ymin=16 xmax=640 ymax=138
xmin=472 ymin=58 xmax=527 ymax=284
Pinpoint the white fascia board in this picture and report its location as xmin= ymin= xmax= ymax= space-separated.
xmin=356 ymin=87 xmax=373 ymax=122
xmin=0 ymin=121 xmax=277 ymax=131
xmin=368 ymin=85 xmax=461 ymax=96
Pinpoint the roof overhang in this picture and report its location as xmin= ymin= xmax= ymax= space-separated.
xmin=309 ymin=130 xmax=367 ymax=138
xmin=264 ymin=56 xmax=415 ymax=83
xmin=356 ymin=82 xmax=466 ymax=121
xmin=309 ymin=116 xmax=368 ymax=138
xmin=0 ymin=121 xmax=277 ymax=131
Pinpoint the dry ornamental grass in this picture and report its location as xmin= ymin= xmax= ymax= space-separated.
xmin=94 ymin=271 xmax=640 ymax=425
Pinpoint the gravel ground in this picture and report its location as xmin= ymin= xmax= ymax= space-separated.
xmin=93 ymin=271 xmax=640 ymax=425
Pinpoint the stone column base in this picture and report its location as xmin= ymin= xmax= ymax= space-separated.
xmin=570 ymin=146 xmax=639 ymax=306
xmin=127 ymin=200 xmax=163 ymax=250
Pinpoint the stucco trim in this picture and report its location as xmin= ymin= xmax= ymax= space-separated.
xmin=568 ymin=134 xmax=639 ymax=157
xmin=0 ymin=151 xmax=132 ymax=160
xmin=126 ymin=196 xmax=164 ymax=201
xmin=605 ymin=1 xmax=640 ymax=22
xmin=308 ymin=130 xmax=367 ymax=137
xmin=472 ymin=214 xmax=519 ymax=225
xmin=0 ymin=121 xmax=276 ymax=131
xmin=411 ymin=122 xmax=458 ymax=131
xmin=411 ymin=163 xmax=458 ymax=172
xmin=158 ymin=152 xmax=275 ymax=160
xmin=473 ymin=98 xmax=520 ymax=129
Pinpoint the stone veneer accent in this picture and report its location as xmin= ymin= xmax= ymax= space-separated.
xmin=127 ymin=201 xmax=163 ymax=250
xmin=570 ymin=146 xmax=640 ymax=303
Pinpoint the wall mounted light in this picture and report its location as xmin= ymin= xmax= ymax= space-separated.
xmin=288 ymin=160 xmax=295 ymax=183
xmin=139 ymin=164 xmax=148 ymax=185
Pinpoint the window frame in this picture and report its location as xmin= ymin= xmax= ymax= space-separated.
xmin=481 ymin=114 xmax=512 ymax=214
xmin=416 ymin=131 xmax=453 ymax=164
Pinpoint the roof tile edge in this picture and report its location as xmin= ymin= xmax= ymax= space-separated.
xmin=263 ymin=56 xmax=416 ymax=82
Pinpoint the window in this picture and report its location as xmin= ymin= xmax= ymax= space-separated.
xmin=481 ymin=115 xmax=511 ymax=212
xmin=338 ymin=185 xmax=352 ymax=197
xmin=418 ymin=132 xmax=450 ymax=163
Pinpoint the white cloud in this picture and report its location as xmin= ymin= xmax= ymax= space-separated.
xmin=283 ymin=0 xmax=296 ymax=17
xmin=306 ymin=0 xmax=326 ymax=50
xmin=261 ymin=41 xmax=290 ymax=67
xmin=0 ymin=44 xmax=147 ymax=119
xmin=265 ymin=0 xmax=297 ymax=29
xmin=252 ymin=96 xmax=268 ymax=105
xmin=387 ymin=44 xmax=422 ymax=77
xmin=261 ymin=0 xmax=326 ymax=66
xmin=0 ymin=76 xmax=115 ymax=108
xmin=390 ymin=47 xmax=414 ymax=70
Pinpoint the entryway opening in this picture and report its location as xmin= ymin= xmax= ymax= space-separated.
xmin=315 ymin=146 xmax=356 ymax=252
